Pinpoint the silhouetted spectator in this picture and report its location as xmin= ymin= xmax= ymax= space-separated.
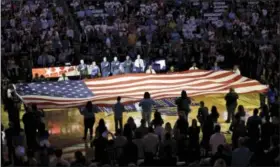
xmin=231 ymin=137 xmax=252 ymax=167
xmin=188 ymin=119 xmax=200 ymax=162
xmin=210 ymin=106 xmax=220 ymax=123
xmin=197 ymin=101 xmax=209 ymax=127
xmin=71 ymin=151 xmax=86 ymax=166
xmin=230 ymin=114 xmax=246 ymax=149
xmin=22 ymin=106 xmax=38 ymax=150
xmin=95 ymin=119 xmax=108 ymax=137
xmin=49 ymin=149 xmax=70 ymax=167
xmin=225 ymin=88 xmax=239 ymax=123
xmin=246 ymin=108 xmax=262 ymax=150
xmin=201 ymin=115 xmax=214 ymax=151
xmin=135 ymin=119 xmax=148 ymax=138
xmin=266 ymin=135 xmax=280 ymax=166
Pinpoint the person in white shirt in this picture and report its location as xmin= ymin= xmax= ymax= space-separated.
xmin=189 ymin=62 xmax=199 ymax=70
xmin=49 ymin=149 xmax=70 ymax=167
xmin=134 ymin=55 xmax=145 ymax=73
xmin=146 ymin=65 xmax=156 ymax=74
xmin=58 ymin=73 xmax=69 ymax=81
xmin=209 ymin=125 xmax=226 ymax=155
xmin=233 ymin=65 xmax=241 ymax=75
xmin=142 ymin=127 xmax=159 ymax=155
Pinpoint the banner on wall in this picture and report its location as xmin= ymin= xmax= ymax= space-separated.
xmin=32 ymin=66 xmax=97 ymax=78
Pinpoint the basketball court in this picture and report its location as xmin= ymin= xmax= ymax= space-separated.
xmin=1 ymin=92 xmax=260 ymax=160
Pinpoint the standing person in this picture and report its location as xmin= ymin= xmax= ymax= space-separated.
xmin=79 ymin=101 xmax=97 ymax=140
xmin=123 ymin=56 xmax=133 ymax=74
xmin=210 ymin=106 xmax=220 ymax=124
xmin=5 ymin=123 xmax=16 ymax=164
xmin=77 ymin=59 xmax=88 ymax=79
xmin=22 ymin=106 xmax=38 ymax=151
xmin=90 ymin=61 xmax=100 ymax=78
xmin=267 ymin=85 xmax=277 ymax=109
xmin=113 ymin=96 xmax=125 ymax=132
xmin=175 ymin=90 xmax=191 ymax=121
xmin=246 ymin=108 xmax=262 ymax=151
xmin=197 ymin=101 xmax=209 ymax=127
xmin=101 ymin=57 xmax=110 ymax=77
xmin=134 ymin=54 xmax=145 ymax=73
xmin=111 ymin=57 xmax=121 ymax=75
xmin=189 ymin=62 xmax=199 ymax=70
xmin=135 ymin=119 xmax=149 ymax=138
xmin=139 ymin=92 xmax=157 ymax=126
xmin=188 ymin=119 xmax=201 ymax=162
xmin=225 ymin=88 xmax=239 ymax=123
xmin=201 ymin=115 xmax=214 ymax=151
xmin=229 ymin=114 xmax=246 ymax=149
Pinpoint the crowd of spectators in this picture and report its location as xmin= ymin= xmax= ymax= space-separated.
xmin=1 ymin=101 xmax=279 ymax=167
xmin=66 ymin=0 xmax=279 ymax=85
xmin=1 ymin=0 xmax=280 ymax=87
xmin=1 ymin=0 xmax=75 ymax=82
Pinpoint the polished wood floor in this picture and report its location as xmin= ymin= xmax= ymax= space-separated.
xmin=1 ymin=93 xmax=261 ymax=159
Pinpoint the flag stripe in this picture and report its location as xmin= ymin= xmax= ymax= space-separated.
xmin=16 ymin=70 xmax=268 ymax=109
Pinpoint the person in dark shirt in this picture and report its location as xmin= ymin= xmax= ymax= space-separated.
xmin=175 ymin=90 xmax=191 ymax=120
xmin=230 ymin=114 xmax=246 ymax=149
xmin=22 ymin=106 xmax=38 ymax=151
xmin=188 ymin=119 xmax=200 ymax=162
xmin=80 ymin=101 xmax=97 ymax=140
xmin=95 ymin=119 xmax=108 ymax=138
xmin=210 ymin=106 xmax=220 ymax=123
xmin=246 ymin=108 xmax=262 ymax=151
xmin=113 ymin=96 xmax=125 ymax=132
xmin=261 ymin=116 xmax=274 ymax=150
xmin=159 ymin=145 xmax=177 ymax=166
xmin=91 ymin=134 xmax=109 ymax=163
xmin=151 ymin=110 xmax=164 ymax=128
xmin=135 ymin=119 xmax=149 ymax=138
xmin=211 ymin=145 xmax=231 ymax=166
xmin=236 ymin=105 xmax=246 ymax=120
xmin=4 ymin=123 xmax=16 ymax=164
xmin=119 ymin=135 xmax=138 ymax=166
xmin=266 ymin=135 xmax=280 ymax=166
xmin=225 ymin=88 xmax=239 ymax=123
xmin=71 ymin=151 xmax=86 ymax=167
xmin=197 ymin=101 xmax=209 ymax=127
xmin=201 ymin=115 xmax=214 ymax=151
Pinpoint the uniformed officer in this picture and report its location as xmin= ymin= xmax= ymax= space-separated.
xmin=111 ymin=57 xmax=121 ymax=75
xmin=90 ymin=61 xmax=100 ymax=78
xmin=123 ymin=56 xmax=133 ymax=74
xmin=77 ymin=59 xmax=88 ymax=79
xmin=101 ymin=57 xmax=110 ymax=77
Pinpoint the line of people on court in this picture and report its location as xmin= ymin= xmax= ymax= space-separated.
xmin=76 ymin=55 xmax=157 ymax=79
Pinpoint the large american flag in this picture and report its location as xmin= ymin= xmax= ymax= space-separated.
xmin=15 ymin=70 xmax=267 ymax=109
